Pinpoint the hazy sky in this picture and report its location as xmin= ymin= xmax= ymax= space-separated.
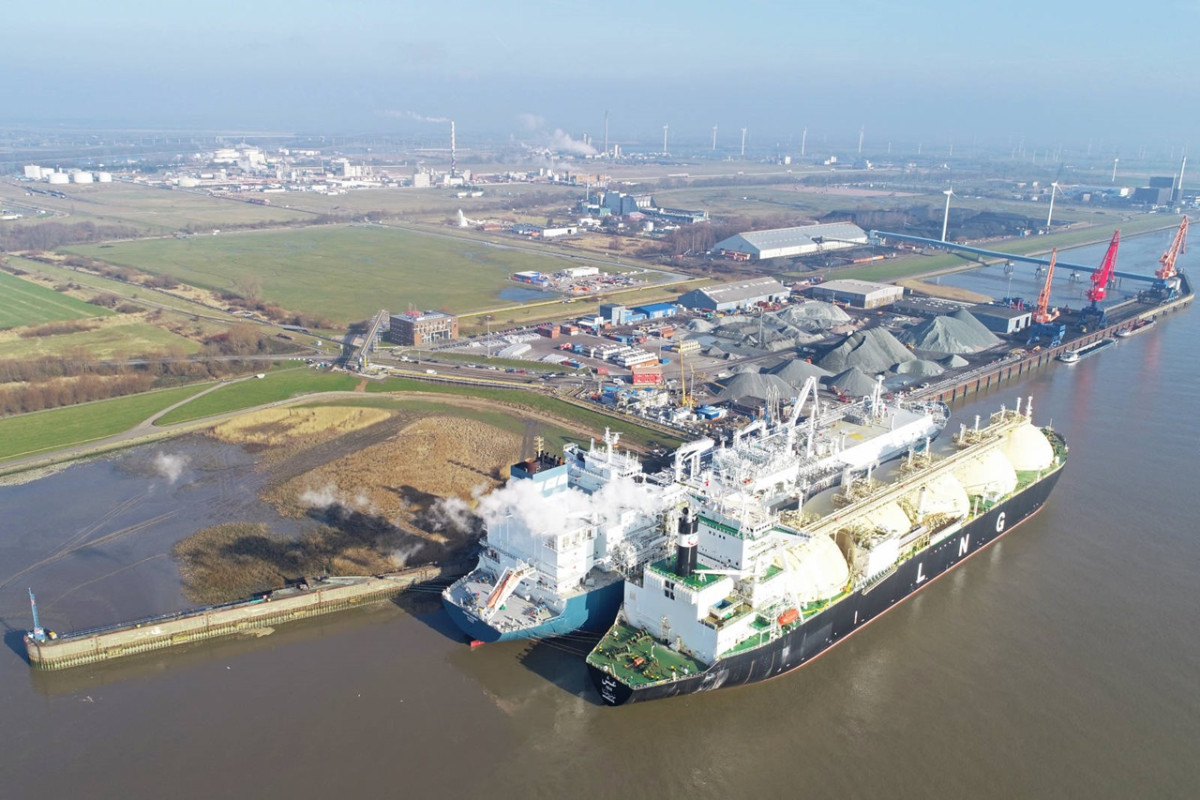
xmin=4 ymin=0 xmax=1197 ymax=155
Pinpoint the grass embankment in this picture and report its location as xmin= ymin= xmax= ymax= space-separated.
xmin=5 ymin=254 xmax=238 ymax=318
xmin=67 ymin=224 xmax=586 ymax=325
xmin=0 ymin=269 xmax=109 ymax=329
xmin=154 ymin=369 xmax=360 ymax=425
xmin=362 ymin=377 xmax=683 ymax=450
xmin=0 ymin=383 xmax=212 ymax=462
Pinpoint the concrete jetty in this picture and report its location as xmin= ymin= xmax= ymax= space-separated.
xmin=25 ymin=564 xmax=458 ymax=671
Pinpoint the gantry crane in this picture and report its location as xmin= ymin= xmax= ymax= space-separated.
xmin=1141 ymin=217 xmax=1189 ymax=303
xmin=1027 ymin=248 xmax=1065 ymax=346
xmin=1078 ymin=231 xmax=1120 ymax=330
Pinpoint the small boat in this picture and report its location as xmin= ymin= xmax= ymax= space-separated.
xmin=1116 ymin=318 xmax=1157 ymax=338
xmin=1058 ymin=337 xmax=1117 ymax=364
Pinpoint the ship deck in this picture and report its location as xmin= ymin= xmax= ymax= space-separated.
xmin=587 ymin=621 xmax=707 ymax=687
xmin=443 ymin=571 xmax=557 ymax=636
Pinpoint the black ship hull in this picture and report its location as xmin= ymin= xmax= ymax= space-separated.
xmin=590 ymin=466 xmax=1064 ymax=706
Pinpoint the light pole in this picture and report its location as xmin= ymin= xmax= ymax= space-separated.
xmin=941 ymin=188 xmax=955 ymax=242
xmin=1046 ymin=181 xmax=1059 ymax=228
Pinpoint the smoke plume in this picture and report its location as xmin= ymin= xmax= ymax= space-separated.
xmin=153 ymin=452 xmax=189 ymax=484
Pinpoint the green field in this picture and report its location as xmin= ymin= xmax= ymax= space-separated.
xmin=0 ymin=181 xmax=311 ymax=234
xmin=266 ymin=182 xmax=579 ymax=221
xmin=0 ymin=318 xmax=202 ymax=360
xmin=69 ymin=224 xmax=588 ymax=324
xmin=0 ymin=269 xmax=109 ymax=330
xmin=154 ymin=369 xmax=360 ymax=425
xmin=0 ymin=383 xmax=212 ymax=462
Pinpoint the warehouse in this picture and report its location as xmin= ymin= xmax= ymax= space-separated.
xmin=808 ymin=279 xmax=903 ymax=309
xmin=712 ymin=222 xmax=869 ymax=261
xmin=388 ymin=310 xmax=458 ymax=346
xmin=677 ymin=278 xmax=790 ymax=312
xmin=968 ymin=303 xmax=1033 ymax=334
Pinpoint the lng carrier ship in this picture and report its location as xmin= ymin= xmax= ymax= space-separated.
xmin=442 ymin=380 xmax=949 ymax=643
xmin=587 ymin=397 xmax=1065 ymax=705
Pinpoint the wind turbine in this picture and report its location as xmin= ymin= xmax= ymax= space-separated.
xmin=741 ymin=127 xmax=747 ymax=157
xmin=663 ymin=124 xmax=669 ymax=155
xmin=941 ymin=188 xmax=955 ymax=242
xmin=1111 ymin=157 xmax=1120 ymax=183
xmin=712 ymin=125 xmax=717 ymax=151
xmin=1046 ymin=181 xmax=1060 ymax=228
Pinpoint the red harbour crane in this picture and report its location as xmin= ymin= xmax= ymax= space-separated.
xmin=1079 ymin=231 xmax=1119 ymax=329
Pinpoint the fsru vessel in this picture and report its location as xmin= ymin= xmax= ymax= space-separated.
xmin=587 ymin=398 xmax=1065 ymax=706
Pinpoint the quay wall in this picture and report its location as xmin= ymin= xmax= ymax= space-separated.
xmin=921 ymin=282 xmax=1192 ymax=405
xmin=26 ymin=564 xmax=454 ymax=671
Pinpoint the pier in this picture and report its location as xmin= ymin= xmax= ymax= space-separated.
xmin=25 ymin=563 xmax=461 ymax=671
xmin=915 ymin=276 xmax=1192 ymax=405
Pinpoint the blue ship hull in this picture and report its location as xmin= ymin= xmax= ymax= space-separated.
xmin=442 ymin=579 xmax=625 ymax=643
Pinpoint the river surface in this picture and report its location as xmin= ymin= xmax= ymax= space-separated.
xmin=1 ymin=229 xmax=1197 ymax=799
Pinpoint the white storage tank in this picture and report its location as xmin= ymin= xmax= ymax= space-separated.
xmin=1002 ymin=421 xmax=1055 ymax=472
xmin=23 ymin=165 xmax=42 ymax=179
xmin=72 ymin=171 xmax=93 ymax=184
xmin=96 ymin=172 xmax=113 ymax=183
xmin=47 ymin=172 xmax=69 ymax=185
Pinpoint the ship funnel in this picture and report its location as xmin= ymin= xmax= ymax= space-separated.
xmin=675 ymin=508 xmax=699 ymax=578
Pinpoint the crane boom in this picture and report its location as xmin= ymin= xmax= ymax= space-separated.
xmin=1032 ymin=248 xmax=1059 ymax=323
xmin=1156 ymin=217 xmax=1189 ymax=281
xmin=1087 ymin=230 xmax=1120 ymax=305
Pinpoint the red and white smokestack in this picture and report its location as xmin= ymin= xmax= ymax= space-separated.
xmin=676 ymin=508 xmax=698 ymax=578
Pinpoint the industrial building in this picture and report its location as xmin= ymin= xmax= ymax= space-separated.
xmin=631 ymin=302 xmax=678 ymax=320
xmin=556 ymin=266 xmax=599 ymax=279
xmin=968 ymin=304 xmax=1033 ymax=334
xmin=712 ymin=222 xmax=869 ymax=261
xmin=388 ymin=310 xmax=458 ymax=346
xmin=677 ymin=278 xmax=790 ymax=312
xmin=512 ymin=271 xmax=550 ymax=286
xmin=808 ymin=279 xmax=903 ymax=309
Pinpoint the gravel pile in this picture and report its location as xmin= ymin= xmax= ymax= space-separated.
xmin=894 ymin=359 xmax=946 ymax=378
xmin=899 ymin=310 xmax=1000 ymax=354
xmin=826 ymin=366 xmax=882 ymax=397
xmin=773 ymin=301 xmax=851 ymax=330
xmin=940 ymin=354 xmax=969 ymax=368
xmin=766 ymin=358 xmax=832 ymax=389
xmin=817 ymin=327 xmax=916 ymax=375
xmin=714 ymin=371 xmax=797 ymax=403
